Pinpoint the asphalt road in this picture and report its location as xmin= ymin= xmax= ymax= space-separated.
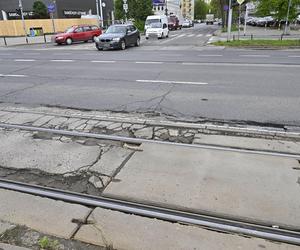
xmin=0 ymin=23 xmax=300 ymax=126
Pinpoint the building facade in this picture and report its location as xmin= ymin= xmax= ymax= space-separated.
xmin=181 ymin=0 xmax=194 ymax=20
xmin=0 ymin=0 xmax=113 ymax=24
xmin=152 ymin=0 xmax=183 ymax=19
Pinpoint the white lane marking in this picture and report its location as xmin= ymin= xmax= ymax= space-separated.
xmin=187 ymin=34 xmax=195 ymax=37
xmin=50 ymin=59 xmax=74 ymax=62
xmin=135 ymin=61 xmax=163 ymax=64
xmin=182 ymin=62 xmax=300 ymax=68
xmin=24 ymin=53 xmax=40 ymax=55
xmin=136 ymin=80 xmax=208 ymax=85
xmin=239 ymin=55 xmax=270 ymax=58
xmin=14 ymin=59 xmax=36 ymax=62
xmin=91 ymin=60 xmax=116 ymax=63
xmin=206 ymin=34 xmax=212 ymax=37
xmin=196 ymin=34 xmax=203 ymax=37
xmin=0 ymin=74 xmax=27 ymax=77
xmin=0 ymin=53 xmax=12 ymax=56
xmin=161 ymin=34 xmax=185 ymax=44
xmin=198 ymin=54 xmax=223 ymax=57
xmin=288 ymin=55 xmax=300 ymax=58
xmin=53 ymin=53 xmax=71 ymax=55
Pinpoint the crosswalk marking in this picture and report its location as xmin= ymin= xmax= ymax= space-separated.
xmin=196 ymin=34 xmax=203 ymax=37
xmin=187 ymin=34 xmax=195 ymax=37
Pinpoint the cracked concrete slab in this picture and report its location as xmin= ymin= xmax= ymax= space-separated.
xmin=0 ymin=130 xmax=101 ymax=174
xmin=103 ymin=142 xmax=300 ymax=230
xmin=193 ymin=134 xmax=300 ymax=154
xmin=90 ymin=147 xmax=133 ymax=179
xmin=0 ymin=189 xmax=91 ymax=239
xmin=75 ymin=207 xmax=299 ymax=250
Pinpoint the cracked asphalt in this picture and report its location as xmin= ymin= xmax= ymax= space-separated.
xmin=0 ymin=24 xmax=300 ymax=126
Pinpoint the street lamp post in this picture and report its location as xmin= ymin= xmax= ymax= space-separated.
xmin=284 ymin=0 xmax=292 ymax=35
xmin=99 ymin=0 xmax=104 ymax=27
xmin=95 ymin=0 xmax=100 ymax=26
xmin=18 ymin=0 xmax=28 ymax=43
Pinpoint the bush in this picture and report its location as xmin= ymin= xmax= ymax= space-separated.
xmin=134 ymin=19 xmax=145 ymax=33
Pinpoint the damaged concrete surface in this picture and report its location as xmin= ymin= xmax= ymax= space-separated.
xmin=0 ymin=129 xmax=133 ymax=193
xmin=75 ymin=207 xmax=299 ymax=250
xmin=103 ymin=142 xmax=300 ymax=230
xmin=0 ymin=189 xmax=91 ymax=239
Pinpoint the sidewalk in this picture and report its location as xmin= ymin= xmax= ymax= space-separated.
xmin=0 ymin=35 xmax=53 ymax=47
xmin=211 ymin=25 xmax=300 ymax=43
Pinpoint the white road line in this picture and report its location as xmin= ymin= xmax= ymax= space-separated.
xmin=198 ymin=54 xmax=223 ymax=57
xmin=91 ymin=60 xmax=116 ymax=63
xmin=187 ymin=34 xmax=195 ymax=37
xmin=206 ymin=34 xmax=212 ymax=37
xmin=160 ymin=34 xmax=185 ymax=44
xmin=239 ymin=55 xmax=270 ymax=58
xmin=53 ymin=53 xmax=71 ymax=55
xmin=24 ymin=53 xmax=40 ymax=55
xmin=136 ymin=80 xmax=208 ymax=85
xmin=14 ymin=59 xmax=36 ymax=62
xmin=0 ymin=74 xmax=27 ymax=77
xmin=196 ymin=34 xmax=203 ymax=37
xmin=288 ymin=55 xmax=300 ymax=58
xmin=182 ymin=62 xmax=300 ymax=68
xmin=135 ymin=61 xmax=163 ymax=64
xmin=50 ymin=59 xmax=74 ymax=62
xmin=177 ymin=34 xmax=185 ymax=38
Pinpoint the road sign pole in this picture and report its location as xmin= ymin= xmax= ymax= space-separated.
xmin=284 ymin=0 xmax=292 ymax=35
xmin=243 ymin=7 xmax=248 ymax=35
xmin=227 ymin=0 xmax=232 ymax=41
xmin=238 ymin=3 xmax=241 ymax=40
xmin=18 ymin=0 xmax=28 ymax=43
xmin=95 ymin=0 xmax=100 ymax=26
xmin=51 ymin=1 xmax=56 ymax=33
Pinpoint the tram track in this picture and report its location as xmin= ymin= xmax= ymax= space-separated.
xmin=0 ymin=122 xmax=300 ymax=159
xmin=0 ymin=178 xmax=299 ymax=246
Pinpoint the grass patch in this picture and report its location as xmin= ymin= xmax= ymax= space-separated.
xmin=213 ymin=39 xmax=300 ymax=47
xmin=222 ymin=25 xmax=239 ymax=33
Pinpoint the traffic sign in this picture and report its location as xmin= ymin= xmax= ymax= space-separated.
xmin=123 ymin=3 xmax=128 ymax=11
xmin=47 ymin=3 xmax=56 ymax=13
xmin=237 ymin=0 xmax=245 ymax=5
xmin=123 ymin=0 xmax=127 ymax=3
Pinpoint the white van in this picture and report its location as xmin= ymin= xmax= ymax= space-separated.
xmin=145 ymin=15 xmax=169 ymax=39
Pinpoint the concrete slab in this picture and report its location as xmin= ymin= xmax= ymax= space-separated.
xmin=0 ymin=221 xmax=15 ymax=235
xmin=0 ymin=189 xmax=91 ymax=239
xmin=104 ymin=142 xmax=300 ymax=229
xmin=0 ymin=243 xmax=31 ymax=250
xmin=0 ymin=130 xmax=100 ymax=174
xmin=75 ymin=207 xmax=299 ymax=250
xmin=193 ymin=134 xmax=300 ymax=154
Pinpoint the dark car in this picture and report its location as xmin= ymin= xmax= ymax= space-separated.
xmin=95 ymin=24 xmax=140 ymax=51
xmin=168 ymin=15 xmax=181 ymax=30
xmin=52 ymin=25 xmax=102 ymax=45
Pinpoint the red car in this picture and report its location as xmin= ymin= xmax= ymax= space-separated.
xmin=168 ymin=15 xmax=181 ymax=30
xmin=52 ymin=25 xmax=102 ymax=45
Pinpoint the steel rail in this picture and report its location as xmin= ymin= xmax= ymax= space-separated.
xmin=0 ymin=178 xmax=300 ymax=245
xmin=0 ymin=123 xmax=300 ymax=159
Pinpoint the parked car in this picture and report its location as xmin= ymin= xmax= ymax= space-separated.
xmin=94 ymin=24 xmax=140 ymax=50
xmin=52 ymin=25 xmax=101 ymax=45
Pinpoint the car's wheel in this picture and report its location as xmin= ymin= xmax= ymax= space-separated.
xmin=66 ymin=38 xmax=72 ymax=45
xmin=120 ymin=40 xmax=126 ymax=50
xmin=96 ymin=44 xmax=103 ymax=51
xmin=146 ymin=37 xmax=149 ymax=40
xmin=166 ymin=32 xmax=169 ymax=38
xmin=135 ymin=37 xmax=140 ymax=47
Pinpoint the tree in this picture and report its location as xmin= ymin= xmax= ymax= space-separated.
xmin=33 ymin=0 xmax=48 ymax=19
xmin=210 ymin=0 xmax=227 ymax=27
xmin=114 ymin=0 xmax=153 ymax=30
xmin=256 ymin=0 xmax=300 ymax=21
xmin=194 ymin=0 xmax=209 ymax=20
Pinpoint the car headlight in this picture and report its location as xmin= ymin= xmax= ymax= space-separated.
xmin=94 ymin=37 xmax=99 ymax=42
xmin=112 ymin=37 xmax=120 ymax=42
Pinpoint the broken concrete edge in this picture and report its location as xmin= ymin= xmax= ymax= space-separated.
xmin=1 ymin=106 xmax=300 ymax=140
xmin=0 ymin=220 xmax=105 ymax=250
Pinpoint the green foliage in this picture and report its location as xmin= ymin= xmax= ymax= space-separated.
xmin=114 ymin=0 xmax=153 ymax=22
xmin=38 ymin=236 xmax=59 ymax=250
xmin=255 ymin=0 xmax=300 ymax=21
xmin=194 ymin=0 xmax=209 ymax=20
xmin=134 ymin=19 xmax=145 ymax=32
xmin=33 ymin=0 xmax=48 ymax=19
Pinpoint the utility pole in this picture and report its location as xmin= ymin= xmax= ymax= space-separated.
xmin=95 ymin=0 xmax=100 ymax=26
xmin=51 ymin=0 xmax=56 ymax=33
xmin=227 ymin=0 xmax=232 ymax=41
xmin=284 ymin=0 xmax=292 ymax=35
xmin=99 ymin=0 xmax=104 ymax=27
xmin=18 ymin=0 xmax=28 ymax=43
